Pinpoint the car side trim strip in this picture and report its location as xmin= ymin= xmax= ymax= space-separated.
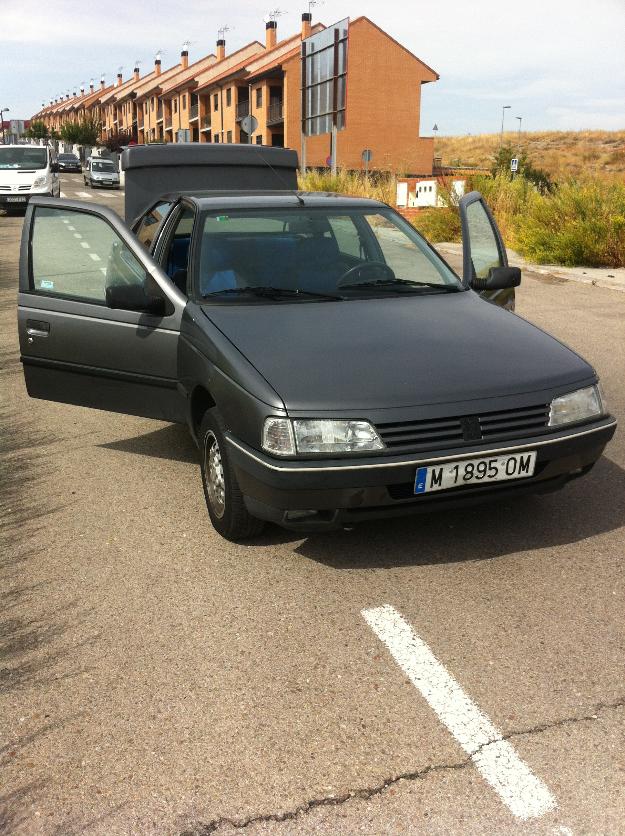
xmin=226 ymin=420 xmax=617 ymax=473
xmin=21 ymin=355 xmax=178 ymax=389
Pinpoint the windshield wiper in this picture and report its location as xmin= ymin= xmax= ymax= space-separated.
xmin=340 ymin=279 xmax=461 ymax=293
xmin=204 ymin=286 xmax=343 ymax=301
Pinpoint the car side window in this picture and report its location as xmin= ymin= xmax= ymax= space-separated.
xmin=135 ymin=201 xmax=173 ymax=251
xmin=465 ymin=200 xmax=503 ymax=280
xmin=159 ymin=205 xmax=195 ymax=295
xmin=327 ymin=216 xmax=364 ymax=259
xmin=30 ymin=206 xmax=146 ymax=304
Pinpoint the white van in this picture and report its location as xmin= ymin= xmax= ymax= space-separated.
xmin=0 ymin=145 xmax=60 ymax=211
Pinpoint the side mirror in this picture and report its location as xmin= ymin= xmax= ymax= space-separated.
xmin=50 ymin=162 xmax=60 ymax=173
xmin=106 ymin=283 xmax=166 ymax=316
xmin=471 ymin=266 xmax=521 ymax=291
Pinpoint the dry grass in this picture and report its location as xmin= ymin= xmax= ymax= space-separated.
xmin=298 ymin=169 xmax=397 ymax=204
xmin=435 ymin=130 xmax=625 ymax=180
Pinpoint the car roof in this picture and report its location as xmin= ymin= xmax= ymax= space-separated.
xmin=156 ymin=190 xmax=388 ymax=211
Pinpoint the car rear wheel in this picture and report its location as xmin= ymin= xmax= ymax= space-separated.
xmin=199 ymin=410 xmax=265 ymax=541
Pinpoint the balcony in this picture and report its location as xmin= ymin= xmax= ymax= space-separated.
xmin=235 ymin=100 xmax=249 ymax=121
xmin=201 ymin=114 xmax=211 ymax=130
xmin=189 ymin=103 xmax=199 ymax=121
xmin=267 ymin=101 xmax=284 ymax=125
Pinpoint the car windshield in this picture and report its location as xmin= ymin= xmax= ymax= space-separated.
xmin=92 ymin=160 xmax=115 ymax=172
xmin=0 ymin=147 xmax=47 ymax=170
xmin=59 ymin=154 xmax=78 ymax=161
xmin=198 ymin=207 xmax=462 ymax=301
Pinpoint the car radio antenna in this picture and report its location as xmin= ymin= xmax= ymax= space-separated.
xmin=252 ymin=147 xmax=305 ymax=206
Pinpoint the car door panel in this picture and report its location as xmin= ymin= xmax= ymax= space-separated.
xmin=18 ymin=197 xmax=188 ymax=422
xmin=459 ymin=190 xmax=515 ymax=310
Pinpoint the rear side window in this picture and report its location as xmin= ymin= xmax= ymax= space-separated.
xmin=135 ymin=201 xmax=173 ymax=250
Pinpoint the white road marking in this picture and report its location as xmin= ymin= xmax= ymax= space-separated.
xmin=73 ymin=233 xmax=82 ymax=239
xmin=80 ymin=242 xmax=90 ymax=249
xmin=62 ymin=218 xmax=69 ymax=223
xmin=68 ymin=226 xmax=75 ymax=231
xmin=99 ymin=268 xmax=107 ymax=275
xmin=76 ymin=191 xmax=90 ymax=198
xmin=362 ymin=605 xmax=557 ymax=820
xmin=60 ymin=192 xmax=67 ymax=198
xmin=88 ymin=253 xmax=101 ymax=262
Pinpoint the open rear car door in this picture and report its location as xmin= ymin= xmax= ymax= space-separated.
xmin=18 ymin=197 xmax=187 ymax=422
xmin=459 ymin=190 xmax=521 ymax=310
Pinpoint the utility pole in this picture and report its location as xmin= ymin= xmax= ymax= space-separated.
xmin=0 ymin=108 xmax=9 ymax=145
xmin=516 ymin=115 xmax=522 ymax=144
xmin=500 ymin=105 xmax=510 ymax=145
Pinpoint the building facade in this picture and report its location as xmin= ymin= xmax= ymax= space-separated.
xmin=32 ymin=14 xmax=438 ymax=174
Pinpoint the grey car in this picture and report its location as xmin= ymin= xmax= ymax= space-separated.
xmin=85 ymin=158 xmax=120 ymax=189
xmin=17 ymin=146 xmax=616 ymax=541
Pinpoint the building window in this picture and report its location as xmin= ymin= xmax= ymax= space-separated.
xmin=174 ymin=99 xmax=178 ymax=114
xmin=213 ymin=93 xmax=219 ymax=111
xmin=214 ymin=135 xmax=220 ymax=143
xmin=226 ymin=130 xmax=232 ymax=143
xmin=255 ymin=135 xmax=262 ymax=145
xmin=182 ymin=94 xmax=187 ymax=109
xmin=145 ymin=102 xmax=148 ymax=113
xmin=226 ymin=88 xmax=232 ymax=107
xmin=151 ymin=98 xmax=154 ymax=111
xmin=256 ymin=87 xmax=262 ymax=108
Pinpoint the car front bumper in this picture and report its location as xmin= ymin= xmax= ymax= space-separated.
xmin=227 ymin=417 xmax=617 ymax=530
xmin=0 ymin=190 xmax=53 ymax=206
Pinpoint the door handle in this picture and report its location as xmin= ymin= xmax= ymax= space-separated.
xmin=26 ymin=320 xmax=50 ymax=339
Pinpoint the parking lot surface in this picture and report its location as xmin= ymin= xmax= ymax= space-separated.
xmin=1 ymin=175 xmax=624 ymax=835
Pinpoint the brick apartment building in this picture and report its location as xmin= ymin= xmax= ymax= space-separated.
xmin=32 ymin=14 xmax=438 ymax=174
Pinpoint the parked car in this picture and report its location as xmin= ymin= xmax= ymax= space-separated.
xmin=0 ymin=144 xmax=60 ymax=211
xmin=58 ymin=153 xmax=82 ymax=173
xmin=84 ymin=157 xmax=120 ymax=189
xmin=17 ymin=146 xmax=616 ymax=540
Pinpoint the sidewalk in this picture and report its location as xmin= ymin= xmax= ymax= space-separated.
xmin=435 ymin=243 xmax=625 ymax=293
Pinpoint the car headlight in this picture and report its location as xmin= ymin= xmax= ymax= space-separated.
xmin=262 ymin=418 xmax=384 ymax=456
xmin=33 ymin=175 xmax=48 ymax=187
xmin=548 ymin=384 xmax=604 ymax=427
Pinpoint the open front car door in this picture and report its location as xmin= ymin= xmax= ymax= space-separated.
xmin=18 ymin=197 xmax=187 ymax=422
xmin=459 ymin=190 xmax=521 ymax=311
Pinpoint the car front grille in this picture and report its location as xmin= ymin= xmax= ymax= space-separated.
xmin=376 ymin=403 xmax=550 ymax=453
xmin=0 ymin=185 xmax=31 ymax=191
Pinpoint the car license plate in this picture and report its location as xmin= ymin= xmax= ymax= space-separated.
xmin=7 ymin=196 xmax=26 ymax=203
xmin=414 ymin=451 xmax=537 ymax=494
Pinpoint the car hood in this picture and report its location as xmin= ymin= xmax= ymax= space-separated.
xmin=201 ymin=291 xmax=594 ymax=411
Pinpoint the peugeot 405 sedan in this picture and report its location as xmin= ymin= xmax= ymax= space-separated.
xmin=17 ymin=145 xmax=616 ymax=540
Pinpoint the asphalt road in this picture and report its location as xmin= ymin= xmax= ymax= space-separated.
xmin=1 ymin=174 xmax=624 ymax=835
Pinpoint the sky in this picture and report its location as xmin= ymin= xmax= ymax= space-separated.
xmin=1 ymin=0 xmax=624 ymax=136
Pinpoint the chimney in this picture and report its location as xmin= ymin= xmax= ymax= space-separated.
xmin=181 ymin=49 xmax=189 ymax=69
xmin=134 ymin=66 xmax=140 ymax=81
xmin=117 ymin=72 xmax=123 ymax=87
xmin=80 ymin=85 xmax=85 ymax=95
xmin=154 ymin=54 xmax=162 ymax=76
xmin=100 ymin=76 xmax=106 ymax=89
xmin=66 ymin=92 xmax=70 ymax=100
xmin=266 ymin=19 xmax=277 ymax=49
xmin=301 ymin=12 xmax=312 ymax=39
xmin=216 ymin=38 xmax=226 ymax=61
xmin=90 ymin=79 xmax=94 ymax=93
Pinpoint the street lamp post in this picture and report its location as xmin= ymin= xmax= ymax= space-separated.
xmin=516 ymin=115 xmax=522 ymax=144
xmin=500 ymin=105 xmax=510 ymax=144
xmin=0 ymin=108 xmax=9 ymax=145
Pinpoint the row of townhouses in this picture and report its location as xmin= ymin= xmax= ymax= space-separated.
xmin=32 ymin=14 xmax=439 ymax=174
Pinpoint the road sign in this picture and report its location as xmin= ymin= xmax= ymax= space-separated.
xmin=510 ymin=157 xmax=519 ymax=172
xmin=241 ymin=114 xmax=258 ymax=137
xmin=361 ymin=149 xmax=373 ymax=163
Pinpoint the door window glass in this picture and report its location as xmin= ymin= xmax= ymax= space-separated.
xmin=368 ymin=214 xmax=446 ymax=284
xmin=327 ymin=216 xmax=364 ymax=259
xmin=135 ymin=201 xmax=172 ymax=250
xmin=465 ymin=200 xmax=502 ymax=279
xmin=31 ymin=207 xmax=145 ymax=303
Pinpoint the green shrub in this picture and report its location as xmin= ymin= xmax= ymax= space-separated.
xmin=515 ymin=179 xmax=625 ymax=267
xmin=412 ymin=208 xmax=461 ymax=242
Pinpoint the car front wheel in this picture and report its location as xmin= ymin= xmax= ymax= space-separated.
xmin=199 ymin=410 xmax=265 ymax=541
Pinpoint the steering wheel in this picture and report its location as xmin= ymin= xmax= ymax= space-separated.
xmin=337 ymin=261 xmax=395 ymax=287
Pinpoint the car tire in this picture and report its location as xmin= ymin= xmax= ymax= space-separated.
xmin=199 ymin=409 xmax=265 ymax=541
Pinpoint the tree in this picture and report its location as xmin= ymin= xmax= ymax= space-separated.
xmin=59 ymin=116 xmax=101 ymax=146
xmin=101 ymin=130 xmax=134 ymax=152
xmin=25 ymin=120 xmax=50 ymax=140
xmin=491 ymin=143 xmax=552 ymax=192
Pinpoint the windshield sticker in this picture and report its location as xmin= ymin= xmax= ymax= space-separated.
xmin=215 ymin=215 xmax=229 ymax=222
xmin=39 ymin=280 xmax=54 ymax=290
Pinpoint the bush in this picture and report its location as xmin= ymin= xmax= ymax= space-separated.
xmin=298 ymin=168 xmax=397 ymax=205
xmin=515 ymin=179 xmax=625 ymax=267
xmin=412 ymin=208 xmax=461 ymax=242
